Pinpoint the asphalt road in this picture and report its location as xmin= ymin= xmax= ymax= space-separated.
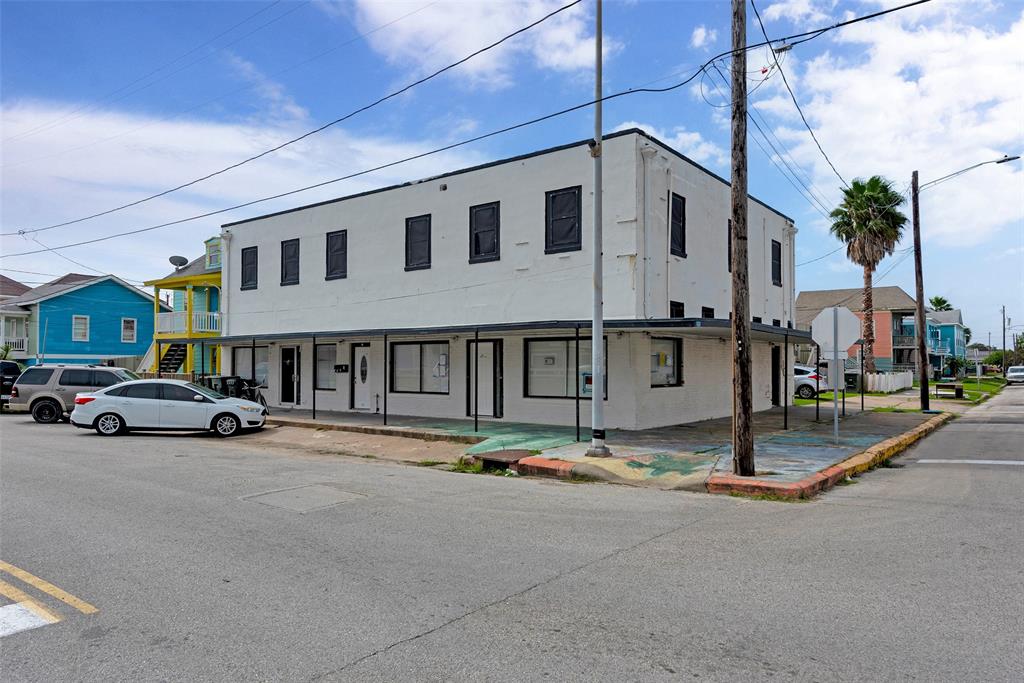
xmin=1 ymin=388 xmax=1022 ymax=681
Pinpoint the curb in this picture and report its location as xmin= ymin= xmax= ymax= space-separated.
xmin=511 ymin=456 xmax=575 ymax=479
xmin=706 ymin=411 xmax=954 ymax=499
xmin=265 ymin=417 xmax=485 ymax=445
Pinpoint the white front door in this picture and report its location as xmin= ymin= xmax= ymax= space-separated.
xmin=352 ymin=346 xmax=372 ymax=410
xmin=468 ymin=341 xmax=500 ymax=418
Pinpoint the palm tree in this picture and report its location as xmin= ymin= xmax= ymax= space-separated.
xmin=929 ymin=296 xmax=952 ymax=311
xmin=829 ymin=176 xmax=908 ymax=373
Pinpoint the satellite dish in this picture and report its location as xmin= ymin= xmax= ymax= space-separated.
xmin=169 ymin=255 xmax=188 ymax=269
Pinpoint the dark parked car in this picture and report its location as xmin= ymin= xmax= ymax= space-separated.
xmin=1 ymin=360 xmax=22 ymax=407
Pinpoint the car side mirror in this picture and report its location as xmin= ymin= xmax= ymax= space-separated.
xmin=193 ymin=394 xmax=205 ymax=402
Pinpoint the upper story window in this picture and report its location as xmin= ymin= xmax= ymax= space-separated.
xmin=280 ymin=239 xmax=300 ymax=286
xmin=469 ymin=202 xmax=500 ymax=263
xmin=701 ymin=307 xmax=715 ymax=319
xmin=545 ymin=186 xmax=582 ymax=254
xmin=326 ymin=230 xmax=347 ymax=280
xmin=405 ymin=215 xmax=431 ymax=271
xmin=669 ymin=193 xmax=686 ymax=257
xmin=240 ymin=246 xmax=258 ymax=290
xmin=771 ymin=239 xmax=783 ymax=287
xmin=205 ymin=240 xmax=222 ymax=270
xmin=72 ymin=315 xmax=90 ymax=342
xmin=669 ymin=301 xmax=685 ymax=318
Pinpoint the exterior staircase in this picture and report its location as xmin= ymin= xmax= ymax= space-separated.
xmin=159 ymin=343 xmax=188 ymax=374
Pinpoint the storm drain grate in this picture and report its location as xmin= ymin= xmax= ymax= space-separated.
xmin=241 ymin=484 xmax=366 ymax=513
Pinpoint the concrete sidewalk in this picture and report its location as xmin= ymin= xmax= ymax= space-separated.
xmin=267 ymin=404 xmax=947 ymax=497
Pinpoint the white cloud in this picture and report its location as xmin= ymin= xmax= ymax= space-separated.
xmin=613 ymin=120 xmax=728 ymax=168
xmin=763 ymin=0 xmax=832 ymax=24
xmin=754 ymin=8 xmax=1024 ymax=247
xmin=689 ymin=25 xmax=717 ymax=49
xmin=223 ymin=53 xmax=309 ymax=123
xmin=330 ymin=0 xmax=620 ymax=87
xmin=0 ymin=102 xmax=482 ymax=282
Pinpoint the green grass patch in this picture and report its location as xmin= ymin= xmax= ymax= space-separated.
xmin=728 ymin=491 xmax=809 ymax=503
xmin=450 ymin=458 xmax=484 ymax=474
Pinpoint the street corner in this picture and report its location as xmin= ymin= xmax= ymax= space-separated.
xmin=531 ymin=443 xmax=722 ymax=490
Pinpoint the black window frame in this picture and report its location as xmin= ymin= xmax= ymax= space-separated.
xmin=669 ymin=192 xmax=686 ymax=258
xmin=702 ymin=306 xmax=715 ymax=319
xmin=753 ymin=316 xmax=762 ymax=323
xmin=544 ymin=186 xmax=582 ymax=254
xmin=669 ymin=301 xmax=685 ymax=318
xmin=727 ymin=219 xmax=732 ymax=273
xmin=468 ymin=201 xmax=500 ymax=264
xmin=389 ymin=340 xmax=450 ymax=395
xmin=315 ymin=343 xmax=338 ymax=391
xmin=771 ymin=239 xmax=783 ymax=287
xmin=405 ymin=214 xmax=432 ymax=271
xmin=240 ymin=246 xmax=258 ymax=291
xmin=523 ymin=336 xmax=608 ymax=400
xmin=650 ymin=337 xmax=684 ymax=388
xmin=325 ymin=230 xmax=348 ymax=281
xmin=773 ymin=319 xmax=781 ymax=328
xmin=280 ymin=238 xmax=300 ymax=286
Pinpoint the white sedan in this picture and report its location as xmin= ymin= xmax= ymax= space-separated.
xmin=70 ymin=379 xmax=266 ymax=437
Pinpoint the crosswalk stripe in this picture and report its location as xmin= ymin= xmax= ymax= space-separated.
xmin=0 ymin=579 xmax=61 ymax=624
xmin=916 ymin=459 xmax=1024 ymax=466
xmin=0 ymin=561 xmax=97 ymax=614
xmin=0 ymin=603 xmax=53 ymax=637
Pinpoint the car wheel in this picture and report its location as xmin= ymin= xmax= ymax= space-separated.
xmin=31 ymin=399 xmax=62 ymax=424
xmin=94 ymin=413 xmax=124 ymax=436
xmin=796 ymin=384 xmax=816 ymax=399
xmin=213 ymin=413 xmax=240 ymax=437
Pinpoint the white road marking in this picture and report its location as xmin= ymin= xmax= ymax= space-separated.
xmin=916 ymin=459 xmax=1024 ymax=466
xmin=0 ymin=603 xmax=53 ymax=637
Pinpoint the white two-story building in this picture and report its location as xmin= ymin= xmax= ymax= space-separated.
xmin=206 ymin=129 xmax=805 ymax=430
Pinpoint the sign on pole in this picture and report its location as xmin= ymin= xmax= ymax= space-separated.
xmin=811 ymin=306 xmax=859 ymax=444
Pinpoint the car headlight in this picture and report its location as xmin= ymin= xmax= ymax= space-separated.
xmin=239 ymin=406 xmax=261 ymax=413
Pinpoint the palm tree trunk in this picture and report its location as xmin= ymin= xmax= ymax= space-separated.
xmin=862 ymin=265 xmax=877 ymax=374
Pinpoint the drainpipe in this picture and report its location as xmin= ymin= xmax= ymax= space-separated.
xmin=220 ymin=230 xmax=231 ymax=337
xmin=665 ymin=164 xmax=671 ymax=316
xmin=639 ymin=144 xmax=657 ymax=318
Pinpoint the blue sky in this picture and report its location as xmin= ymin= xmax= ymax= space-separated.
xmin=2 ymin=0 xmax=1022 ymax=343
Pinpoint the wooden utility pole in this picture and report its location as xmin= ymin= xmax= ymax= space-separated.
xmin=730 ymin=0 xmax=755 ymax=476
xmin=911 ymin=170 xmax=930 ymax=409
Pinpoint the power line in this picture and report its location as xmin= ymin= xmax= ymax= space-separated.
xmin=3 ymin=0 xmax=584 ymax=237
xmin=705 ymin=63 xmax=833 ymax=218
xmin=750 ymin=0 xmax=849 ymax=189
xmin=26 ymin=235 xmax=146 ymax=284
xmin=1 ymin=0 xmax=935 ymax=258
xmin=2 ymin=1 xmax=307 ymax=145
xmin=1 ymin=2 xmax=439 ymax=171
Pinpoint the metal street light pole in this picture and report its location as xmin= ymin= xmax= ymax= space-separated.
xmin=588 ymin=0 xmax=609 ymax=457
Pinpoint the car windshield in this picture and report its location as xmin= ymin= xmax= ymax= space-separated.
xmin=117 ymin=369 xmax=141 ymax=381
xmin=187 ymin=382 xmax=226 ymax=400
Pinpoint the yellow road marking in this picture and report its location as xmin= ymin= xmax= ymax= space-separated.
xmin=0 ymin=561 xmax=98 ymax=615
xmin=0 ymin=578 xmax=61 ymax=624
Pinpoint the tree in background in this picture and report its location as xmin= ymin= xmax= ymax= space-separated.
xmin=829 ymin=176 xmax=908 ymax=373
xmin=946 ymin=355 xmax=965 ymax=378
xmin=965 ymin=327 xmax=972 ymax=344
xmin=929 ymin=296 xmax=952 ymax=311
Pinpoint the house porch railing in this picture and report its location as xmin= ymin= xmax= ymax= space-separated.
xmin=0 ymin=336 xmax=28 ymax=352
xmin=157 ymin=311 xmax=221 ymax=334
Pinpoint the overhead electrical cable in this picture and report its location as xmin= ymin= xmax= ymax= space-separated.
xmin=2 ymin=2 xmax=439 ymax=170
xmin=1 ymin=0 xmax=936 ymax=257
xmin=3 ymin=0 xmax=584 ymax=237
xmin=750 ymin=0 xmax=849 ymax=188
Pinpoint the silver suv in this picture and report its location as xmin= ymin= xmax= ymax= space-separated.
xmin=10 ymin=365 xmax=140 ymax=423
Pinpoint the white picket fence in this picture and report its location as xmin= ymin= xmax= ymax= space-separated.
xmin=864 ymin=371 xmax=914 ymax=393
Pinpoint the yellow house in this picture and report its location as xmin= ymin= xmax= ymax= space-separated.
xmin=143 ymin=237 xmax=222 ymax=375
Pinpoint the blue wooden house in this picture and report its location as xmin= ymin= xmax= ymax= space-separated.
xmin=0 ymin=273 xmax=169 ymax=366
